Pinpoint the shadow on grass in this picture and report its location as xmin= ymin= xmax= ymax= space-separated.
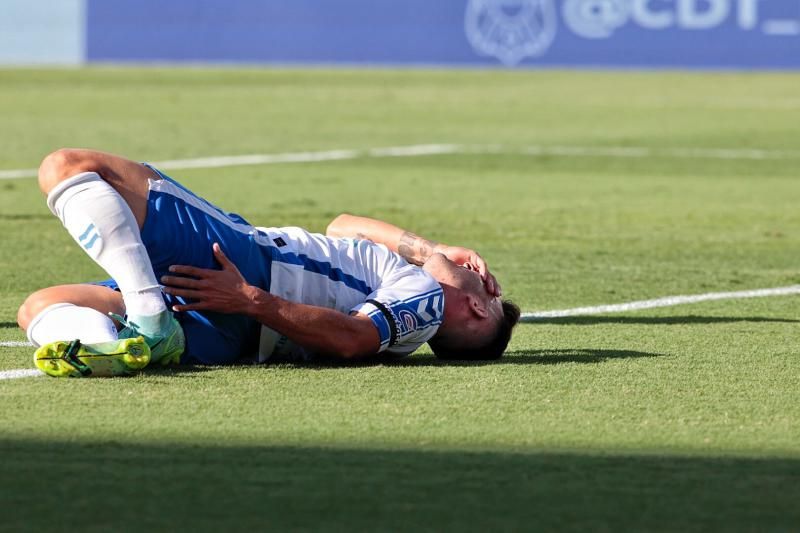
xmin=0 ymin=438 xmax=797 ymax=532
xmin=276 ymin=348 xmax=664 ymax=369
xmin=0 ymin=322 xmax=20 ymax=329
xmin=395 ymin=348 xmax=664 ymax=367
xmin=143 ymin=365 xmax=217 ymax=378
xmin=522 ymin=315 xmax=800 ymax=325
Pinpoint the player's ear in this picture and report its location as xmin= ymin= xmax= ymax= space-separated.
xmin=467 ymin=293 xmax=489 ymax=319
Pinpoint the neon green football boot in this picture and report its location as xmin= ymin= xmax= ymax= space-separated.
xmin=112 ymin=312 xmax=185 ymax=365
xmin=34 ymin=337 xmax=151 ymax=378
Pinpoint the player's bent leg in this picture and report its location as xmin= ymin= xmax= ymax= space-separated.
xmin=17 ymin=284 xmax=126 ymax=331
xmin=36 ymin=149 xmax=185 ymax=363
xmin=18 ymin=285 xmax=150 ymax=378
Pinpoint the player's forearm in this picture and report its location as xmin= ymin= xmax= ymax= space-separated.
xmin=243 ymin=287 xmax=379 ymax=358
xmin=326 ymin=213 xmax=443 ymax=266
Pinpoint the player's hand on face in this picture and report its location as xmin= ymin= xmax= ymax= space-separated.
xmin=161 ymin=243 xmax=259 ymax=314
xmin=438 ymin=245 xmax=502 ymax=297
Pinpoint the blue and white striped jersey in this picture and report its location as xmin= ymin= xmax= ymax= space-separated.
xmin=141 ymin=169 xmax=443 ymax=364
xmin=254 ymin=226 xmax=444 ymax=361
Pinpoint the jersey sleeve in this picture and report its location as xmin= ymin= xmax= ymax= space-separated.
xmin=350 ymin=264 xmax=444 ymax=356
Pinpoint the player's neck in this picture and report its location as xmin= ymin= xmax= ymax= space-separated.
xmin=436 ymin=283 xmax=462 ymax=334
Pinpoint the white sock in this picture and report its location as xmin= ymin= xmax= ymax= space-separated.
xmin=27 ymin=303 xmax=119 ymax=347
xmin=47 ymin=172 xmax=167 ymax=326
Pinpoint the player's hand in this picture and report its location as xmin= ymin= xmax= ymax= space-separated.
xmin=161 ymin=243 xmax=260 ymax=314
xmin=438 ymin=245 xmax=502 ymax=297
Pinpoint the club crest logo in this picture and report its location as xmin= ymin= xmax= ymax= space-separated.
xmin=398 ymin=310 xmax=419 ymax=334
xmin=562 ymin=0 xmax=630 ymax=39
xmin=465 ymin=0 xmax=558 ymax=66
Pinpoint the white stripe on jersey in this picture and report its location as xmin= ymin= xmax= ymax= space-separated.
xmin=149 ymin=177 xmax=254 ymax=235
xmin=258 ymin=227 xmax=444 ymax=357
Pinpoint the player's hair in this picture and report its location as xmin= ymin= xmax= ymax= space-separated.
xmin=430 ymin=299 xmax=521 ymax=361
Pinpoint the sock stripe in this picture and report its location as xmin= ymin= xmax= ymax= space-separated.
xmin=78 ymin=223 xmax=96 ymax=242
xmin=83 ymin=233 xmax=101 ymax=250
xmin=50 ymin=172 xmax=167 ymax=318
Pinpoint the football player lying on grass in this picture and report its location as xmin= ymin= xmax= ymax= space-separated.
xmin=16 ymin=149 xmax=520 ymax=377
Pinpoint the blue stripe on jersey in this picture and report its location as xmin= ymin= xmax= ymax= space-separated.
xmin=375 ymin=287 xmax=444 ymax=342
xmin=264 ymin=246 xmax=373 ymax=295
xmin=367 ymin=309 xmax=392 ymax=348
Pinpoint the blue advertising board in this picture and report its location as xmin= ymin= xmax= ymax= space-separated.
xmin=85 ymin=0 xmax=800 ymax=69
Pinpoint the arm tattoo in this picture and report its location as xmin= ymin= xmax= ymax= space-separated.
xmin=397 ymin=231 xmax=439 ymax=265
xmin=397 ymin=232 xmax=415 ymax=262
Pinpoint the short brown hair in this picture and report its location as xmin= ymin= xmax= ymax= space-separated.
xmin=430 ymin=299 xmax=521 ymax=360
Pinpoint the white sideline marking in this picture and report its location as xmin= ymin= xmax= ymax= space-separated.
xmin=523 ymin=285 xmax=800 ymax=320
xmin=367 ymin=144 xmax=461 ymax=157
xmin=517 ymin=145 xmax=800 ymax=160
xmin=0 ymin=369 xmax=42 ymax=379
xmin=0 ymin=168 xmax=38 ymax=179
xmin=153 ymin=149 xmax=362 ymax=170
xmin=0 ymin=341 xmax=33 ymax=347
xmin=0 ymin=144 xmax=458 ymax=180
xmin=2 ymin=284 xmax=798 ymax=380
xmin=2 ymin=143 xmax=800 ymax=180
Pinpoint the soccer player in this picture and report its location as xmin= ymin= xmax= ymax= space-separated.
xmin=16 ymin=149 xmax=520 ymax=377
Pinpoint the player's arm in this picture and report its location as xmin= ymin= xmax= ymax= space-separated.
xmin=326 ymin=213 xmax=501 ymax=296
xmin=161 ymin=243 xmax=381 ymax=359
xmin=327 ymin=213 xmax=442 ymax=265
xmin=241 ymin=293 xmax=381 ymax=359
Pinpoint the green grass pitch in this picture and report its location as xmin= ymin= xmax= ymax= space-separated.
xmin=0 ymin=68 xmax=798 ymax=531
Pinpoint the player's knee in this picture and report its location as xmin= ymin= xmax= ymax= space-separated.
xmin=37 ymin=148 xmax=97 ymax=195
xmin=38 ymin=149 xmax=75 ymax=194
xmin=17 ymin=288 xmax=68 ymax=330
xmin=16 ymin=292 xmax=46 ymax=330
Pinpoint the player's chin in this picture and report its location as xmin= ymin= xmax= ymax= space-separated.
xmin=422 ymin=253 xmax=452 ymax=274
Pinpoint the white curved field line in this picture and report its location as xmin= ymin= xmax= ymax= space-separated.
xmin=2 ymin=143 xmax=800 ymax=180
xmin=2 ymin=284 xmax=798 ymax=380
xmin=522 ymin=285 xmax=800 ymax=321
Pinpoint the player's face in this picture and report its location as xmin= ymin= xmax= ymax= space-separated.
xmin=423 ymin=253 xmax=503 ymax=335
xmin=422 ymin=253 xmax=485 ymax=294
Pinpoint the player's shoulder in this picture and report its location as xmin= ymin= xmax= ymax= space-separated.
xmin=373 ymin=264 xmax=444 ymax=328
xmin=383 ymin=261 xmax=441 ymax=293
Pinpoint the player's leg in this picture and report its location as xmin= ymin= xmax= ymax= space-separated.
xmin=17 ymin=284 xmax=149 ymax=377
xmin=17 ymin=284 xmax=125 ymax=341
xmin=37 ymin=148 xmax=183 ymax=364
